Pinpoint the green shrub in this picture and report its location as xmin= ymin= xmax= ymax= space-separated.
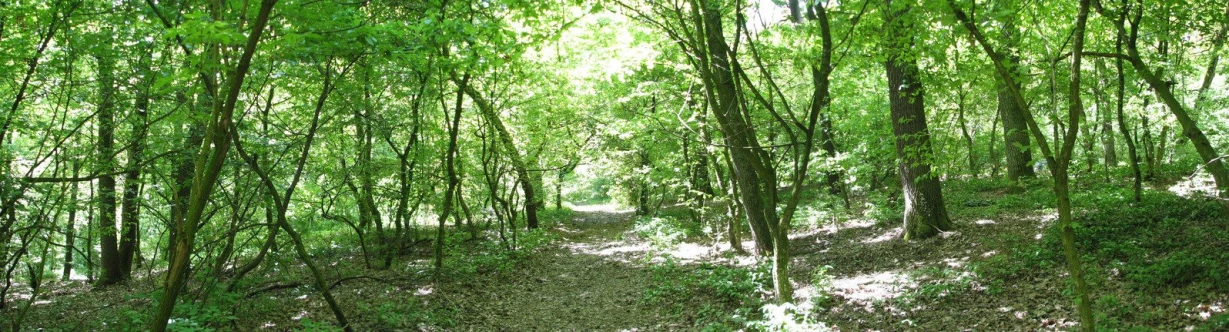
xmin=537 ymin=208 xmax=575 ymax=226
xmin=643 ymin=260 xmax=770 ymax=328
xmin=970 ymin=234 xmax=1052 ymax=282
xmin=862 ymin=192 xmax=902 ymax=225
xmin=364 ymin=300 xmax=457 ymax=330
xmin=809 ymin=265 xmax=836 ymax=309
xmin=442 ymin=228 xmax=558 ymax=276
xmin=1032 ymin=189 xmax=1229 ymax=291
xmin=745 ymin=302 xmax=832 ymax=332
xmin=633 ymin=215 xmax=695 ymax=249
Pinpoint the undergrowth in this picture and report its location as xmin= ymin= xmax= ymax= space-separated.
xmin=971 ymin=187 xmax=1229 ymax=293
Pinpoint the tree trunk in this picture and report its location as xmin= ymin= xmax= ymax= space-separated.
xmin=1107 ymin=3 xmax=1229 ymax=204
xmin=996 ymin=15 xmax=1036 ymax=181
xmin=1114 ymin=9 xmax=1142 ymax=202
xmin=119 ymin=56 xmax=152 ymax=278
xmin=988 ymin=106 xmax=1001 ymax=178
xmin=1099 ymin=72 xmax=1117 ymax=169
xmin=694 ymin=0 xmax=776 ymax=255
xmin=436 ymin=73 xmax=468 ymax=270
xmin=636 ymin=150 xmax=651 ymax=216
xmin=94 ymin=46 xmax=124 ymax=286
xmin=884 ymin=0 xmax=952 ymax=240
xmin=1141 ymin=109 xmax=1156 ymax=180
xmin=999 ymin=75 xmax=1036 ymax=181
xmin=150 ymin=1 xmax=277 ymax=330
xmin=62 ymin=162 xmax=80 ymax=281
xmin=957 ymin=91 xmax=978 ymax=177
xmin=459 ymin=76 xmax=539 ymax=229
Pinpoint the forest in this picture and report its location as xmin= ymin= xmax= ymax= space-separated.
xmin=2 ymin=0 xmax=1228 ymax=330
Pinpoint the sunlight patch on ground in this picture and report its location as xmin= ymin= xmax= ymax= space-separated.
xmin=975 ymin=219 xmax=996 ymax=225
xmin=1186 ymin=301 xmax=1225 ymax=321
xmin=1031 ymin=211 xmax=1058 ymax=226
xmin=568 ymin=203 xmax=634 ymax=213
xmin=1167 ymin=172 xmax=1221 ymax=199
xmin=562 ymin=241 xmax=648 ymax=264
xmin=862 ymin=227 xmax=902 ymax=244
xmin=564 ymin=239 xmax=725 ymax=264
xmin=669 ymin=242 xmax=714 ymax=262
xmin=793 ymin=217 xmax=877 ymax=238
xmin=830 ymin=270 xmax=913 ymax=306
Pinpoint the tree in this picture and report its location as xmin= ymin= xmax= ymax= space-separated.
xmin=883 ymin=0 xmax=952 ymax=240
xmin=994 ymin=3 xmax=1037 ymax=181
xmin=950 ymin=0 xmax=1097 ymax=328
xmin=148 ymin=0 xmax=279 ymax=330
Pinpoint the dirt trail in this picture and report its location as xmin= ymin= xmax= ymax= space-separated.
xmin=442 ymin=209 xmax=685 ymax=331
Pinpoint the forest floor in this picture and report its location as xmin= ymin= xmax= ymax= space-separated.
xmin=11 ymin=182 xmax=1229 ymax=331
xmin=440 ymin=207 xmax=686 ymax=331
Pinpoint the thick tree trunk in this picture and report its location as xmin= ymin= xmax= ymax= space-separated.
xmin=119 ymin=60 xmax=151 ymax=277
xmin=998 ymin=61 xmax=1035 ymax=181
xmin=884 ymin=1 xmax=952 ymax=240
xmin=94 ymin=47 xmax=124 ymax=286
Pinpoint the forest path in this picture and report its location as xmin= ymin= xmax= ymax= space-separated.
xmin=442 ymin=207 xmax=686 ymax=331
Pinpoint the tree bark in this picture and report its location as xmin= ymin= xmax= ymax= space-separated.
xmin=231 ymin=59 xmax=350 ymax=331
xmin=996 ymin=18 xmax=1035 ymax=181
xmin=119 ymin=54 xmax=152 ymax=277
xmin=1114 ymin=9 xmax=1142 ymax=202
xmin=884 ymin=0 xmax=952 ymax=240
xmin=62 ymin=162 xmax=80 ymax=281
xmin=950 ymin=0 xmax=1097 ymax=328
xmin=94 ymin=44 xmax=123 ymax=285
xmin=436 ymin=73 xmax=468 ymax=270
xmin=693 ymin=0 xmax=776 ymax=255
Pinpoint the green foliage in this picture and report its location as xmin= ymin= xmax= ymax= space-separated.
xmin=808 ymin=265 xmax=836 ymax=309
xmin=111 ymin=285 xmax=240 ymax=331
xmin=1197 ymin=313 xmax=1229 ymax=332
xmin=362 ymin=300 xmax=457 ymax=330
xmin=970 ymin=233 xmax=1054 ymax=283
xmin=861 ymin=192 xmax=903 ymax=225
xmin=632 ymin=215 xmax=700 ymax=250
xmin=564 ymin=176 xmax=614 ymax=205
xmin=643 ymin=260 xmax=770 ymax=328
xmin=1092 ymin=295 xmax=1152 ymax=332
xmin=1055 ymin=190 xmax=1227 ymax=290
xmin=537 ymin=208 xmax=575 ymax=227
xmin=744 ymin=302 xmax=832 ymax=332
xmin=298 ymin=318 xmax=344 ymax=332
xmin=443 ymin=228 xmax=559 ymax=276
xmin=891 ymin=267 xmax=976 ymax=312
xmin=976 ymin=188 xmax=1229 ymax=292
